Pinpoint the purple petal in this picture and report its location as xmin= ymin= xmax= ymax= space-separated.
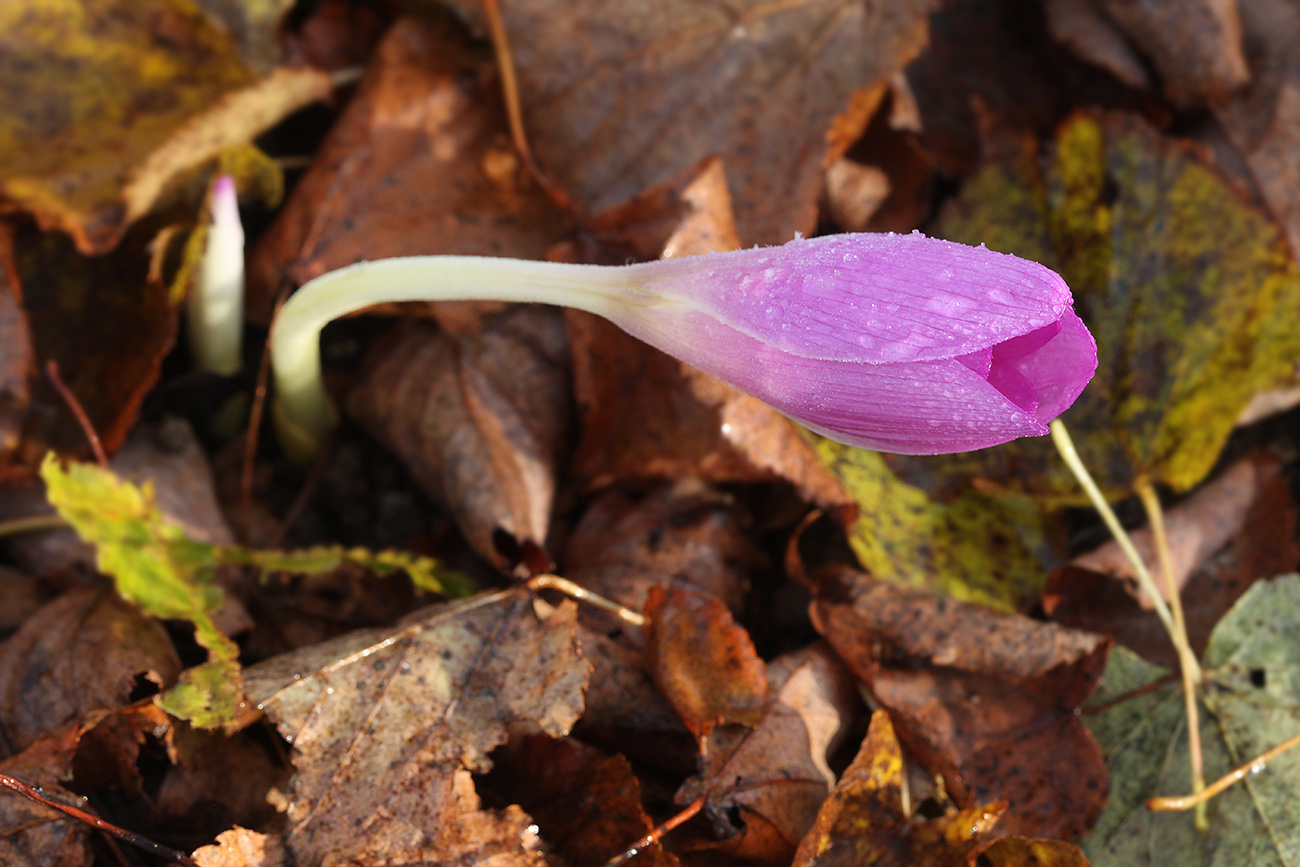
xmin=629 ymin=232 xmax=1072 ymax=365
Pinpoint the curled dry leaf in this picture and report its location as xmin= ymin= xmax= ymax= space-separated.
xmin=0 ymin=726 xmax=91 ymax=867
xmin=675 ymin=644 xmax=861 ymax=866
xmin=191 ymin=827 xmax=286 ymax=867
xmin=248 ymin=15 xmax=571 ymax=320
xmin=810 ymin=565 xmax=1110 ymax=839
xmin=243 ymin=588 xmax=590 ymax=866
xmin=489 ymin=735 xmax=680 ymax=867
xmin=446 ymin=0 xmax=939 ymax=244
xmin=643 ymin=586 xmax=768 ymax=741
xmin=568 ymin=160 xmax=854 ymax=518
xmin=792 ymin=710 xmax=1005 ymax=867
xmin=0 ymin=0 xmax=331 ymax=254
xmin=0 ymin=587 xmax=180 ymax=754
xmin=347 ymin=307 xmax=570 ymax=573
xmin=1047 ymin=453 xmax=1299 ymax=667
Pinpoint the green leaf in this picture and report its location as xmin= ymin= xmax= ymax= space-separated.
xmin=1080 ymin=574 xmax=1300 ymax=866
xmin=936 ymin=111 xmax=1300 ymax=494
xmin=217 ymin=544 xmax=475 ymax=599
xmin=814 ymin=439 xmax=1054 ymax=609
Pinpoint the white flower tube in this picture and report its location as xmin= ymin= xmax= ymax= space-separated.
xmin=188 ymin=176 xmax=245 ymax=376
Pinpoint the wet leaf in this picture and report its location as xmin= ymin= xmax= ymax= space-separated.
xmin=935 ymin=110 xmax=1300 ymax=493
xmin=811 ymin=565 xmax=1110 ymax=838
xmin=248 ymin=16 xmax=571 ymax=320
xmin=643 ymin=586 xmax=768 ymax=740
xmin=0 ymin=0 xmax=331 ymax=254
xmin=448 ymin=0 xmax=939 ymax=244
xmin=677 ymin=644 xmax=861 ymax=865
xmin=815 ymin=440 xmax=1056 ymax=610
xmin=347 ymin=306 xmax=571 ymax=573
xmin=791 ymin=709 xmax=1005 ymax=867
xmin=983 ymin=836 xmax=1092 ymax=867
xmin=244 ymin=588 xmax=590 ymax=866
xmin=0 ymin=726 xmax=92 ymax=867
xmin=0 ymin=587 xmax=180 ymax=754
xmin=1081 ymin=574 xmax=1300 ymax=865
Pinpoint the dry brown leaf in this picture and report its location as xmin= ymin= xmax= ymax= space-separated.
xmin=447 ymin=0 xmax=939 ymax=244
xmin=490 ymin=735 xmax=680 ymax=867
xmin=791 ymin=710 xmax=1005 ymax=867
xmin=0 ymin=229 xmax=31 ymax=464
xmin=811 ymin=566 xmax=1110 ymax=839
xmin=644 ymin=586 xmax=768 ymax=741
xmin=564 ymin=481 xmax=764 ymax=618
xmin=248 ymin=16 xmax=571 ymax=320
xmin=1044 ymin=0 xmax=1153 ymax=90
xmin=0 ymin=587 xmax=180 ymax=754
xmin=1046 ymin=452 xmax=1299 ymax=667
xmin=192 ymin=827 xmax=287 ymax=867
xmin=675 ymin=644 xmax=861 ymax=866
xmin=982 ymin=836 xmax=1091 ymax=867
xmin=347 ymin=307 xmax=570 ymax=573
xmin=0 ymin=726 xmax=92 ymax=867
xmin=0 ymin=0 xmax=330 ymax=254
xmin=0 ymin=566 xmax=47 ymax=639
xmin=0 ymin=222 xmax=176 ymax=478
xmin=243 ymin=588 xmax=590 ymax=866
xmin=824 ymin=157 xmax=892 ymax=234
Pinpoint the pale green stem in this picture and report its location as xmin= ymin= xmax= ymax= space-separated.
xmin=1136 ymin=482 xmax=1208 ymax=831
xmin=269 ymin=256 xmax=645 ymax=463
xmin=1049 ymin=421 xmax=1184 ymax=654
xmin=0 ymin=513 xmax=68 ymax=537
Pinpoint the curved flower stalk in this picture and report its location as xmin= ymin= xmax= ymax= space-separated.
xmin=188 ymin=175 xmax=245 ymax=375
xmin=270 ymin=232 xmax=1097 ymax=461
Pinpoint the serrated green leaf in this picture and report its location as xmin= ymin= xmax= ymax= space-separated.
xmin=1080 ymin=575 xmax=1300 ymax=866
xmin=155 ymin=659 xmax=243 ymax=730
xmin=814 ymin=438 xmax=1054 ymax=609
xmin=218 ymin=544 xmax=474 ymax=598
xmin=936 ymin=111 xmax=1300 ymax=494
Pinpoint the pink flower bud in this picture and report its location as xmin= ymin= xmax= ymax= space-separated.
xmin=603 ymin=232 xmax=1096 ymax=454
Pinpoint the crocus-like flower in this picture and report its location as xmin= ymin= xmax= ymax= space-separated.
xmin=270 ymin=232 xmax=1096 ymax=461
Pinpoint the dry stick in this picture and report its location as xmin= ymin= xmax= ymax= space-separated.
xmin=45 ymin=360 xmax=107 ymax=467
xmin=602 ymin=793 xmax=706 ymax=867
xmin=242 ymin=286 xmax=289 ymax=543
xmin=481 ymin=0 xmax=575 ymax=212
xmin=526 ymin=574 xmax=647 ymax=626
xmin=1136 ymin=481 xmax=1207 ymax=831
xmin=0 ymin=514 xmax=68 ymax=537
xmin=1048 ymin=421 xmax=1195 ymax=677
xmin=0 ymin=771 xmax=200 ymax=866
xmin=1148 ymin=727 xmax=1300 ymax=812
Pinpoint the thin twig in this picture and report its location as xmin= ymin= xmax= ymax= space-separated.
xmin=602 ymin=793 xmax=705 ymax=867
xmin=0 ymin=514 xmax=68 ymax=537
xmin=0 ymin=772 xmax=199 ymax=866
xmin=1148 ymin=727 xmax=1300 ymax=812
xmin=526 ymin=574 xmax=647 ymax=626
xmin=242 ymin=287 xmax=289 ymax=543
xmin=45 ymin=360 xmax=107 ymax=467
xmin=481 ymin=0 xmax=574 ymax=212
xmin=1049 ymin=421 xmax=1183 ymax=658
xmin=1137 ymin=480 xmax=1207 ymax=830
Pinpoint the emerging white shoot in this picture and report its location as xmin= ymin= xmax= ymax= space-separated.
xmin=189 ymin=175 xmax=245 ymax=376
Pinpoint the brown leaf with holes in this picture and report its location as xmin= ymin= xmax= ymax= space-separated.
xmin=791 ymin=710 xmax=1005 ymax=867
xmin=243 ymin=588 xmax=590 ymax=866
xmin=347 ymin=306 xmax=570 ymax=573
xmin=676 ymin=644 xmax=862 ymax=866
xmin=644 ymin=586 xmax=768 ymax=741
xmin=811 ymin=566 xmax=1110 ymax=839
xmin=0 ymin=726 xmax=92 ymax=867
xmin=490 ymin=735 xmax=680 ymax=867
xmin=447 ymin=0 xmax=940 ymax=244
xmin=0 ymin=0 xmax=330 ymax=255
xmin=0 ymin=223 xmax=176 ymax=479
xmin=568 ymin=161 xmax=854 ymax=519
xmin=1047 ymin=452 xmax=1299 ymax=668
xmin=247 ymin=15 xmax=572 ymax=320
xmin=0 ymin=587 xmax=180 ymax=754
